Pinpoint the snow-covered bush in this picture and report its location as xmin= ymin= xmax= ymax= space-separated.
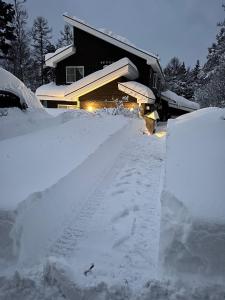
xmin=95 ymin=99 xmax=140 ymax=118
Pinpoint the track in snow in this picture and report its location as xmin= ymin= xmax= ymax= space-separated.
xmin=48 ymin=124 xmax=166 ymax=287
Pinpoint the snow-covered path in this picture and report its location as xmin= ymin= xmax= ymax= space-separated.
xmin=47 ymin=124 xmax=166 ymax=290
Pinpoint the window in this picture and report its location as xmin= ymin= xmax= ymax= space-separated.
xmin=58 ymin=104 xmax=77 ymax=110
xmin=66 ymin=66 xmax=84 ymax=83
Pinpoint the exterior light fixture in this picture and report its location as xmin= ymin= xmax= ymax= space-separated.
xmin=87 ymin=105 xmax=94 ymax=112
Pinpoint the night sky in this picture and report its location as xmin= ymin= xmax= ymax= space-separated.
xmin=22 ymin=0 xmax=225 ymax=67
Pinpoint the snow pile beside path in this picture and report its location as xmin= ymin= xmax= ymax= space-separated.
xmin=1 ymin=264 xmax=225 ymax=300
xmin=160 ymin=107 xmax=225 ymax=282
xmin=0 ymin=110 xmax=131 ymax=269
xmin=0 ymin=111 xmax=128 ymax=211
xmin=0 ymin=108 xmax=51 ymax=140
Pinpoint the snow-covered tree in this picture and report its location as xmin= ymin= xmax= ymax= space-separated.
xmin=164 ymin=57 xmax=194 ymax=99
xmin=31 ymin=16 xmax=52 ymax=86
xmin=0 ymin=0 xmax=15 ymax=58
xmin=57 ymin=24 xmax=73 ymax=48
xmin=195 ymin=4 xmax=225 ymax=107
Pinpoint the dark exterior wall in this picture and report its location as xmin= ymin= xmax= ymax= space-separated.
xmin=55 ymin=27 xmax=155 ymax=89
xmin=79 ymin=78 xmax=136 ymax=102
xmin=79 ymin=78 xmax=137 ymax=110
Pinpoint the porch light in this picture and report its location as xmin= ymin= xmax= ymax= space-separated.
xmin=87 ymin=105 xmax=94 ymax=112
xmin=155 ymin=131 xmax=166 ymax=138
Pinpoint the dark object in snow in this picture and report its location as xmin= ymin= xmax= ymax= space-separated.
xmin=84 ymin=264 xmax=94 ymax=276
xmin=0 ymin=90 xmax=27 ymax=110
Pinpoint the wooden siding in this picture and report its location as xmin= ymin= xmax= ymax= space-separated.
xmin=79 ymin=78 xmax=138 ymax=110
xmin=79 ymin=78 xmax=136 ymax=102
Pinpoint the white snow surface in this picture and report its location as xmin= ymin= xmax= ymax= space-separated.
xmin=1 ymin=107 xmax=225 ymax=299
xmin=0 ymin=67 xmax=42 ymax=109
xmin=161 ymin=90 xmax=200 ymax=111
xmin=0 ymin=109 xmax=128 ymax=210
xmin=118 ymin=81 xmax=156 ymax=104
xmin=160 ymin=107 xmax=225 ymax=282
xmin=45 ymin=45 xmax=73 ymax=61
xmin=35 ymin=82 xmax=66 ymax=98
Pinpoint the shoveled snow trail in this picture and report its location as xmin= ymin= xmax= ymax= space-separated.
xmin=13 ymin=118 xmax=165 ymax=290
xmin=48 ymin=122 xmax=166 ymax=289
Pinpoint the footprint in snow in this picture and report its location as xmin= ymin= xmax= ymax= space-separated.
xmin=115 ymin=181 xmax=129 ymax=187
xmin=111 ymin=190 xmax=125 ymax=196
xmin=111 ymin=208 xmax=129 ymax=223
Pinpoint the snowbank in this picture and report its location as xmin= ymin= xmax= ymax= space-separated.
xmin=0 ymin=110 xmax=128 ymax=211
xmin=0 ymin=108 xmax=52 ymax=141
xmin=160 ymin=107 xmax=225 ymax=282
xmin=0 ymin=67 xmax=42 ymax=109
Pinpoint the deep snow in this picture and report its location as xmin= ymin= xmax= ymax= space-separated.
xmin=0 ymin=107 xmax=225 ymax=299
xmin=160 ymin=107 xmax=225 ymax=284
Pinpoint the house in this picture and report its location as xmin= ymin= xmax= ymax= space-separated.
xmin=36 ymin=14 xmax=199 ymax=119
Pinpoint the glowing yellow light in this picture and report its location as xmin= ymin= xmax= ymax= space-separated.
xmin=87 ymin=105 xmax=94 ymax=112
xmin=155 ymin=131 xmax=166 ymax=138
xmin=130 ymin=107 xmax=134 ymax=111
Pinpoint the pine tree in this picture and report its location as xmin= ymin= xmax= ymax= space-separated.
xmin=3 ymin=0 xmax=33 ymax=86
xmin=0 ymin=0 xmax=15 ymax=58
xmin=164 ymin=57 xmax=192 ymax=98
xmin=57 ymin=24 xmax=73 ymax=48
xmin=195 ymin=4 xmax=225 ymax=107
xmin=31 ymin=16 xmax=52 ymax=86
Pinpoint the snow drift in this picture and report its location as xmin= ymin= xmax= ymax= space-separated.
xmin=160 ymin=107 xmax=225 ymax=283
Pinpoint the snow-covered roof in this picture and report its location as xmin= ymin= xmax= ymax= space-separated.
xmin=0 ymin=67 xmax=42 ymax=109
xmin=118 ymin=81 xmax=155 ymax=104
xmin=65 ymin=57 xmax=138 ymax=99
xmin=63 ymin=14 xmax=164 ymax=80
xmin=35 ymin=82 xmax=67 ymax=100
xmin=37 ymin=58 xmax=139 ymax=101
xmin=161 ymin=90 xmax=200 ymax=112
xmin=45 ymin=45 xmax=76 ymax=68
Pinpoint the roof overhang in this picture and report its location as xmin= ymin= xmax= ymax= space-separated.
xmin=118 ymin=81 xmax=155 ymax=104
xmin=36 ymin=58 xmax=139 ymax=102
xmin=64 ymin=57 xmax=138 ymax=100
xmin=161 ymin=90 xmax=200 ymax=112
xmin=63 ymin=14 xmax=165 ymax=81
xmin=45 ymin=45 xmax=76 ymax=67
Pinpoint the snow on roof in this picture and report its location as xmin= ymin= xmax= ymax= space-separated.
xmin=65 ymin=57 xmax=138 ymax=98
xmin=36 ymin=58 xmax=138 ymax=101
xmin=98 ymin=28 xmax=136 ymax=48
xmin=45 ymin=45 xmax=76 ymax=67
xmin=0 ymin=67 xmax=42 ymax=109
xmin=63 ymin=14 xmax=164 ymax=79
xmin=36 ymin=82 xmax=67 ymax=100
xmin=118 ymin=81 xmax=155 ymax=104
xmin=161 ymin=90 xmax=200 ymax=112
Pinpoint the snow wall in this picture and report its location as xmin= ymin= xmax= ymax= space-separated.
xmin=160 ymin=108 xmax=225 ymax=283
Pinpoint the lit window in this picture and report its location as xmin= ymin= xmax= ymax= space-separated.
xmin=66 ymin=66 xmax=84 ymax=83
